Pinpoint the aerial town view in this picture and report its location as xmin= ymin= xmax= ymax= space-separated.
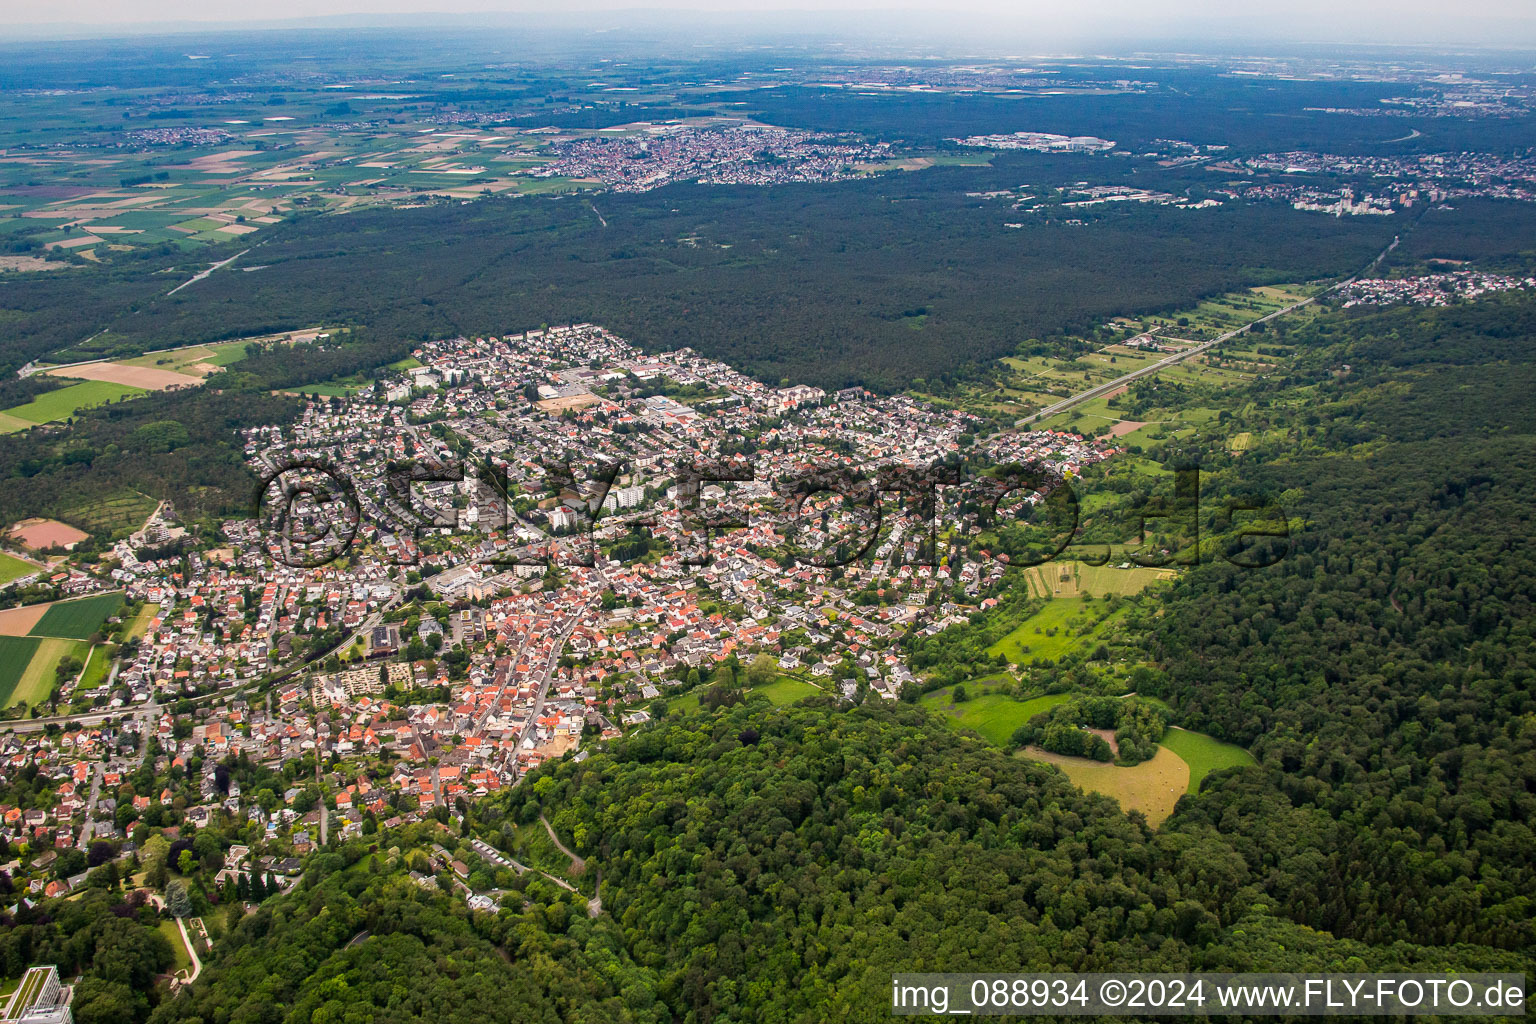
xmin=0 ymin=1 xmax=1531 ymax=1022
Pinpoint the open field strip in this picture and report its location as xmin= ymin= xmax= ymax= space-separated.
xmin=2 ymin=380 xmax=147 ymax=425
xmin=1018 ymin=745 xmax=1190 ymax=825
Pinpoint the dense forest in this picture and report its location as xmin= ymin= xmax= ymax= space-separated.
xmin=1012 ymin=695 xmax=1168 ymax=764
xmin=145 ymin=701 xmax=1524 ymax=1024
xmin=731 ymin=78 xmax=1536 ymax=154
xmin=0 ymin=889 xmax=174 ymax=1024
xmin=0 ymin=376 xmax=302 ymax=533
xmin=3 ymin=159 xmax=1396 ymax=390
xmin=1129 ymin=294 xmax=1536 ymax=951
xmin=145 ymin=837 xmax=641 ymax=1024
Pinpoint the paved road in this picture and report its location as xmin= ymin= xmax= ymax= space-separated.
xmin=1014 ymin=234 xmax=1402 ymax=429
xmin=77 ymin=761 xmax=106 ymax=845
xmin=514 ymin=608 xmax=591 ymax=752
xmin=316 ymin=742 xmax=328 ymax=846
xmin=539 ymin=814 xmax=585 ymax=874
xmin=167 ymin=248 xmax=249 ymax=296
xmin=174 ymin=915 xmax=203 ymax=986
xmin=474 ymin=632 xmax=531 ymax=735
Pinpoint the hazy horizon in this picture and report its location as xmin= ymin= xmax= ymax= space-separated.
xmin=3 ymin=2 xmax=1535 ymax=50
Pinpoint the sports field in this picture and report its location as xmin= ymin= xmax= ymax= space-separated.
xmin=0 ymin=552 xmax=39 ymax=586
xmin=9 ymin=518 xmax=88 ymax=551
xmin=28 ymin=592 xmax=124 ymax=640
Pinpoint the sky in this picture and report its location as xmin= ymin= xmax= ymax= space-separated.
xmin=4 ymin=0 xmax=1534 ymax=48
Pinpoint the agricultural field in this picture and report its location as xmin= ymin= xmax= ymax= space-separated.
xmin=0 ymin=411 xmax=34 ymax=434
xmin=43 ymin=360 xmax=202 ymax=391
xmin=0 ymin=78 xmax=721 ymax=267
xmin=987 ymin=597 xmax=1129 ymax=664
xmin=978 ymin=283 xmax=1312 ymax=429
xmin=921 ymin=682 xmax=1072 ymax=746
xmin=1160 ymin=726 xmax=1257 ymax=793
xmin=0 ymin=636 xmax=43 ymax=708
xmin=8 ymin=518 xmax=88 ymax=551
xmin=0 ymin=379 xmax=147 ymax=428
xmin=1018 ymin=745 xmax=1190 ymax=825
xmin=39 ymin=338 xmax=255 ymax=396
xmin=1017 ymin=560 xmax=1173 ymax=600
xmin=119 ymin=340 xmax=250 ymax=374
xmin=1138 ymin=283 xmax=1312 ymax=341
xmin=28 ymin=592 xmax=124 ymax=640
xmin=57 ymin=490 xmax=158 ymax=537
xmin=18 ymin=638 xmax=90 ymax=704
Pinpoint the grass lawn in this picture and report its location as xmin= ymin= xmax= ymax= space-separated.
xmin=9 ymin=968 xmax=50 ymax=1013
xmin=2 ymin=381 xmax=147 ymax=424
xmin=119 ymin=339 xmax=249 ymax=372
xmin=29 ymin=592 xmax=124 ymax=640
xmin=78 ymin=644 xmax=113 ymax=690
xmin=122 ymin=603 xmax=160 ymax=640
xmin=120 ymin=345 xmax=219 ymax=372
xmin=668 ymin=689 xmax=701 ymax=714
xmin=1018 ymin=561 xmax=1171 ymax=600
xmin=922 ymin=687 xmax=1073 ymax=745
xmin=755 ymin=676 xmax=823 ymax=706
xmin=158 ymin=919 xmax=192 ymax=973
xmin=1161 ymin=727 xmax=1257 ymax=793
xmin=1020 ymin=745 xmax=1190 ymax=826
xmin=287 ymin=381 xmax=359 ymax=398
xmin=203 ymin=341 xmax=253 ymax=366
xmin=0 ymin=636 xmax=43 ymax=707
xmin=507 ymin=821 xmax=577 ymax=879
xmin=0 ymin=552 xmax=38 ymax=586
xmin=666 ymin=674 xmax=822 ymax=714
